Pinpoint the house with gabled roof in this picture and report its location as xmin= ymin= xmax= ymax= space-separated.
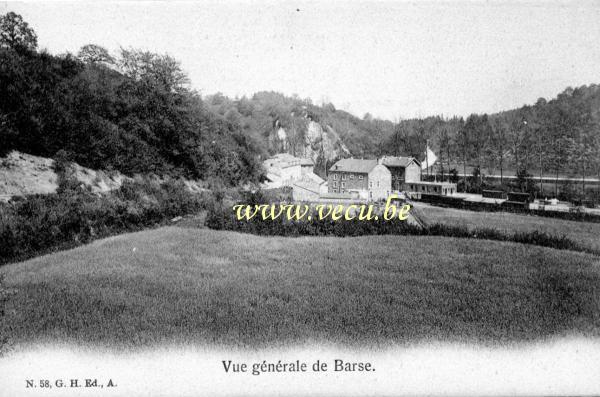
xmin=380 ymin=156 xmax=421 ymax=191
xmin=261 ymin=153 xmax=304 ymax=188
xmin=327 ymin=158 xmax=391 ymax=201
xmin=299 ymin=157 xmax=315 ymax=175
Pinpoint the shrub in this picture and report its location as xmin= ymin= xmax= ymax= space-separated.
xmin=0 ymin=177 xmax=210 ymax=265
xmin=0 ymin=274 xmax=9 ymax=353
xmin=205 ymin=203 xmax=593 ymax=254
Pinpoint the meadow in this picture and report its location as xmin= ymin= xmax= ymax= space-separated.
xmin=413 ymin=202 xmax=600 ymax=251
xmin=1 ymin=226 xmax=599 ymax=349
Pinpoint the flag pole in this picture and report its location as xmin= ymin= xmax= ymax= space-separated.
xmin=426 ymin=140 xmax=429 ymax=180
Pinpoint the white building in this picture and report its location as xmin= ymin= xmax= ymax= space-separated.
xmin=262 ymin=154 xmax=325 ymax=200
xmin=262 ymin=153 xmax=303 ymax=188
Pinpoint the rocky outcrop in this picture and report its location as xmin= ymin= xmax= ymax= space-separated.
xmin=0 ymin=151 xmax=128 ymax=200
xmin=268 ymin=120 xmax=351 ymax=163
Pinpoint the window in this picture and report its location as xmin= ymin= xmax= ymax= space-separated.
xmin=333 ymin=181 xmax=338 ymax=187
xmin=369 ymin=181 xmax=373 ymax=188
xmin=359 ymin=175 xmax=364 ymax=180
xmin=341 ymin=182 xmax=346 ymax=188
xmin=350 ymin=174 xmax=355 ymax=180
xmin=377 ymin=181 xmax=380 ymax=187
xmin=333 ymin=174 xmax=338 ymax=180
xmin=342 ymin=174 xmax=347 ymax=180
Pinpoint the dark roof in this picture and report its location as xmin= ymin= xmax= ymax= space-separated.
xmin=329 ymin=158 xmax=378 ymax=173
xmin=292 ymin=180 xmax=321 ymax=194
xmin=380 ymin=156 xmax=420 ymax=167
xmin=407 ymin=181 xmax=456 ymax=187
xmin=299 ymin=158 xmax=314 ymax=166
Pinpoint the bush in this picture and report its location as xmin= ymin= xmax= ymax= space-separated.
xmin=205 ymin=203 xmax=593 ymax=254
xmin=0 ymin=177 xmax=210 ymax=265
xmin=0 ymin=274 xmax=9 ymax=353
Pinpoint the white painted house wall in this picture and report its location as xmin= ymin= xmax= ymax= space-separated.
xmin=367 ymin=164 xmax=392 ymax=201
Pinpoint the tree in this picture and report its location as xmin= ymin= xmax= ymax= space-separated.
xmin=0 ymin=12 xmax=37 ymax=51
xmin=119 ymin=48 xmax=189 ymax=92
xmin=77 ymin=44 xmax=115 ymax=65
xmin=455 ymin=125 xmax=470 ymax=192
xmin=437 ymin=127 xmax=450 ymax=180
xmin=514 ymin=168 xmax=536 ymax=194
xmin=463 ymin=114 xmax=488 ymax=187
xmin=390 ymin=121 xmax=404 ymax=156
xmin=414 ymin=120 xmax=430 ymax=176
xmin=372 ymin=119 xmax=387 ymax=157
xmin=448 ymin=168 xmax=459 ymax=184
xmin=468 ymin=166 xmax=482 ymax=193
xmin=549 ymin=129 xmax=575 ymax=198
xmin=506 ymin=113 xmax=533 ymax=175
xmin=487 ymin=118 xmax=509 ymax=185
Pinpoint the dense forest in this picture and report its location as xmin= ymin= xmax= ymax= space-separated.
xmin=0 ymin=12 xmax=264 ymax=185
xmin=1 ymin=12 xmax=600 ymax=197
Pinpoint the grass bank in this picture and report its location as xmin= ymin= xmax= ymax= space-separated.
xmin=1 ymin=227 xmax=599 ymax=349
xmin=413 ymin=202 xmax=600 ymax=252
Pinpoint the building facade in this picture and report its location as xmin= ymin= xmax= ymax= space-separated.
xmin=380 ymin=156 xmax=421 ymax=191
xmin=299 ymin=158 xmax=315 ymax=175
xmin=328 ymin=158 xmax=392 ymax=201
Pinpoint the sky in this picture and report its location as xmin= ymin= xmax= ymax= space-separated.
xmin=3 ymin=0 xmax=600 ymax=120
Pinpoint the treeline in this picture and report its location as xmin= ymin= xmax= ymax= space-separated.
xmin=2 ymin=11 xmax=599 ymax=198
xmin=386 ymin=89 xmax=600 ymax=198
xmin=207 ymin=83 xmax=600 ymax=197
xmin=0 ymin=12 xmax=263 ymax=185
xmin=200 ymin=84 xmax=600 ymax=201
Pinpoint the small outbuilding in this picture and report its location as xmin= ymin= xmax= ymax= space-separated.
xmin=404 ymin=181 xmax=457 ymax=196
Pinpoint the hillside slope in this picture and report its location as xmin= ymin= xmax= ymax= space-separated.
xmin=1 ymin=227 xmax=599 ymax=348
xmin=0 ymin=151 xmax=128 ymax=200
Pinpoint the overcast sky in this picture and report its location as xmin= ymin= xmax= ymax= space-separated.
xmin=4 ymin=1 xmax=600 ymax=120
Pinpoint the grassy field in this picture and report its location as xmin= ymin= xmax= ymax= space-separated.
xmin=1 ymin=226 xmax=600 ymax=349
xmin=413 ymin=202 xmax=600 ymax=252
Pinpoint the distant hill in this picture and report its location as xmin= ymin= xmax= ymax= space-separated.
xmin=1 ymin=12 xmax=599 ymax=191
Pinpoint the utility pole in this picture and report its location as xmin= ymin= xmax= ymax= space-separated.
xmin=291 ymin=113 xmax=296 ymax=157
